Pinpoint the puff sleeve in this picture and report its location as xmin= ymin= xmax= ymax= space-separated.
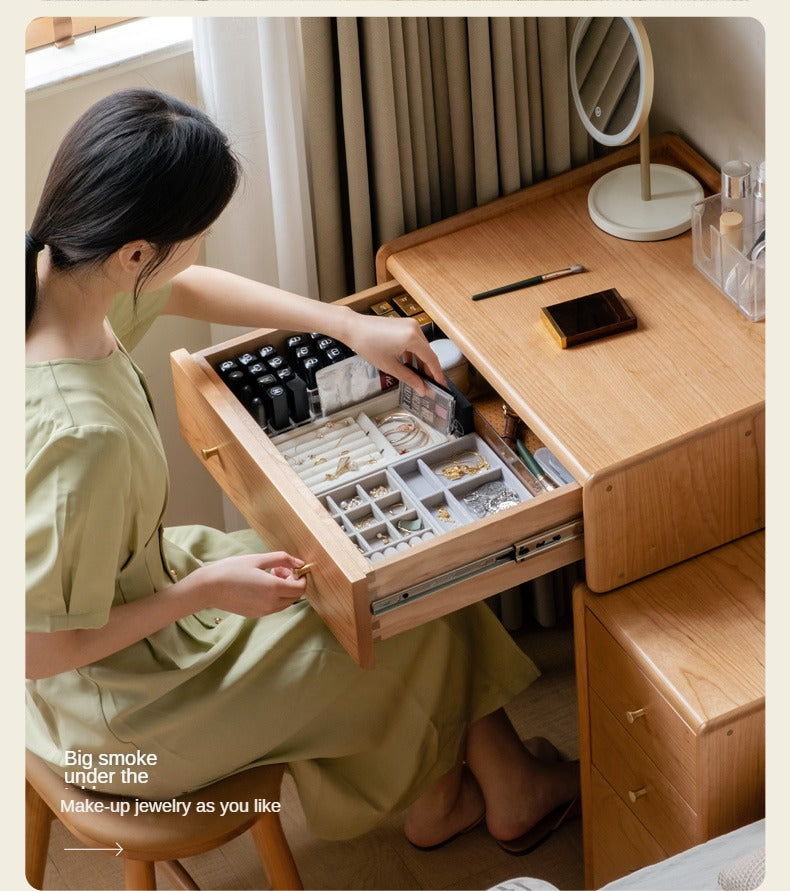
xmin=26 ymin=425 xmax=132 ymax=632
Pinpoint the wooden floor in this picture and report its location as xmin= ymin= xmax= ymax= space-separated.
xmin=37 ymin=605 xmax=583 ymax=891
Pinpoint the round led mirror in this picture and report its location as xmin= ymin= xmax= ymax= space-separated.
xmin=570 ymin=17 xmax=703 ymax=241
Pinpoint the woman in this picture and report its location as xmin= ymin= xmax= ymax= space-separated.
xmin=25 ymin=88 xmax=578 ymax=851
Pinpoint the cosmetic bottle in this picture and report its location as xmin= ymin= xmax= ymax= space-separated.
xmin=286 ymin=334 xmax=307 ymax=365
xmin=302 ymin=356 xmax=322 ymax=417
xmin=217 ymin=358 xmax=239 ymax=380
xmin=257 ymin=344 xmax=278 ymax=361
xmin=753 ymin=161 xmax=766 ymax=225
xmin=254 ymin=373 xmax=277 ymax=394
xmin=719 ymin=210 xmax=744 ymax=251
xmin=245 ymin=361 xmax=267 ymax=381
xmin=325 ymin=346 xmax=344 ymax=364
xmin=286 ymin=376 xmax=311 ymax=424
xmin=294 ymin=344 xmax=315 ymax=366
xmin=224 ymin=368 xmax=248 ymax=398
xmin=235 ymin=351 xmax=259 ymax=370
xmin=721 ymin=160 xmax=753 ymax=232
xmin=265 ymin=385 xmax=290 ymax=431
xmin=276 ymin=367 xmax=295 ymax=387
xmin=248 ymin=396 xmax=267 ymax=430
xmin=266 ymin=355 xmax=288 ymax=374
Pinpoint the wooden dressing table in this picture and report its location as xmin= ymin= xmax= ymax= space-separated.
xmin=172 ymin=134 xmax=765 ymax=886
xmin=377 ymin=134 xmax=764 ymax=593
xmin=375 ymin=134 xmax=765 ymax=886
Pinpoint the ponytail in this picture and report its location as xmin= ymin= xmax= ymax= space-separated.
xmin=26 ymin=231 xmax=45 ymax=333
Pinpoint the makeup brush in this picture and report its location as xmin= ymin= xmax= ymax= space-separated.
xmin=472 ymin=264 xmax=585 ymax=301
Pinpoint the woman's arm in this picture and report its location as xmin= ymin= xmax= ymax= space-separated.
xmin=166 ymin=265 xmax=445 ymax=393
xmin=26 ymin=552 xmax=306 ymax=680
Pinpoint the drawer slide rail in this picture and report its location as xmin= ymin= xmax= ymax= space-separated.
xmin=370 ymin=520 xmax=584 ymax=616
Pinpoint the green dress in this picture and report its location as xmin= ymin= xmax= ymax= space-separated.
xmin=25 ymin=287 xmax=539 ymax=840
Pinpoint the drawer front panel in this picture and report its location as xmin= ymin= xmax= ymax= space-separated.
xmin=586 ymin=614 xmax=696 ymax=800
xmin=171 ymin=348 xmax=375 ymax=668
xmin=589 ymin=766 xmax=667 ymax=888
xmin=590 ymin=690 xmax=697 ymax=855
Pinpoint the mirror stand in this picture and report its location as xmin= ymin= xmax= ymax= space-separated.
xmin=571 ymin=17 xmax=704 ymax=242
xmin=640 ymin=120 xmax=651 ymax=201
xmin=588 ymin=130 xmax=703 ymax=242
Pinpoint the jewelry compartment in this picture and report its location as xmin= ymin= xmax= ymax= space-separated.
xmin=269 ymin=389 xmax=450 ymax=496
xmin=170 ymin=280 xmax=584 ymax=668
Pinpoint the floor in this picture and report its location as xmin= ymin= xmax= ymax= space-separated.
xmin=36 ymin=600 xmax=584 ymax=891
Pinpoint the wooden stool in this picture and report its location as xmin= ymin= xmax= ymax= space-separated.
xmin=26 ymin=750 xmax=303 ymax=890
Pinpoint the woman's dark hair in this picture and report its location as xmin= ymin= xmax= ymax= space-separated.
xmin=26 ymin=88 xmax=241 ymax=331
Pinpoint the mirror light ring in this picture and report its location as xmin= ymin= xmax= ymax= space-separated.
xmin=570 ymin=17 xmax=654 ymax=147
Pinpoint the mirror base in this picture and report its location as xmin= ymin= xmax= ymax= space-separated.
xmin=588 ymin=163 xmax=704 ymax=241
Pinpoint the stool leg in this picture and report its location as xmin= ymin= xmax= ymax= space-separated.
xmin=26 ymin=781 xmax=53 ymax=889
xmin=250 ymin=815 xmax=303 ymax=890
xmin=158 ymin=860 xmax=199 ymax=890
xmin=123 ymin=859 xmax=157 ymax=890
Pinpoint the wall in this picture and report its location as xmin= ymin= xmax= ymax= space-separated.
xmin=25 ymin=15 xmax=766 ymax=533
xmin=645 ymin=17 xmax=765 ymax=171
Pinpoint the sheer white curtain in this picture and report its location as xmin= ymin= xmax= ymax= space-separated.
xmin=192 ymin=17 xmax=318 ymax=531
xmin=192 ymin=17 xmax=319 ymax=339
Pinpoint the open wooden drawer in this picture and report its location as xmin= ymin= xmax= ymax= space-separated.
xmin=171 ymin=280 xmax=583 ymax=668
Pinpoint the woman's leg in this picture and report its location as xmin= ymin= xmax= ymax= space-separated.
xmin=404 ymin=709 xmax=578 ymax=847
xmin=465 ymin=708 xmax=579 ymax=842
xmin=403 ymin=741 xmax=485 ymax=848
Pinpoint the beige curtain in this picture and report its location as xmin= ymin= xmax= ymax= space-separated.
xmin=300 ymin=17 xmax=592 ymax=300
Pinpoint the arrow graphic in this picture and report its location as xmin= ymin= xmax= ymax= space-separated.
xmin=64 ymin=842 xmax=124 ymax=856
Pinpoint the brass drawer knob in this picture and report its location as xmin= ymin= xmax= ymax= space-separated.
xmin=201 ymin=446 xmax=221 ymax=460
xmin=294 ymin=562 xmax=316 ymax=579
xmin=628 ymin=787 xmax=648 ymax=803
xmin=626 ymin=707 xmax=647 ymax=724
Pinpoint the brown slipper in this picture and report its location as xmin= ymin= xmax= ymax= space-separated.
xmin=408 ymin=813 xmax=486 ymax=852
xmin=495 ymin=793 xmax=582 ymax=856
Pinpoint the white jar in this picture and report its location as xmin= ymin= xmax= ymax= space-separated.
xmin=429 ymin=338 xmax=470 ymax=394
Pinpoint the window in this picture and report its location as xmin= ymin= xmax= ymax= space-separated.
xmin=25 ymin=17 xmax=194 ymax=94
xmin=26 ymin=18 xmax=136 ymax=52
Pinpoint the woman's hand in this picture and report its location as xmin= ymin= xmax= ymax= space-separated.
xmin=26 ymin=551 xmax=307 ymax=680
xmin=168 ymin=266 xmax=447 ymax=393
xmin=190 ymin=551 xmax=307 ymax=618
xmin=340 ymin=312 xmax=447 ymax=395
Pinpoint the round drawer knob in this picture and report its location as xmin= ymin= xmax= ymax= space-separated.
xmin=293 ymin=562 xmax=316 ymax=579
xmin=201 ymin=446 xmax=221 ymax=460
xmin=628 ymin=787 xmax=648 ymax=803
xmin=626 ymin=707 xmax=647 ymax=724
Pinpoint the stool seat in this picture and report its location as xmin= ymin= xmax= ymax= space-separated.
xmin=26 ymin=749 xmax=303 ymax=890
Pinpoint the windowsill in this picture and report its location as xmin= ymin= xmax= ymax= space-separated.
xmin=25 ymin=18 xmax=194 ymax=97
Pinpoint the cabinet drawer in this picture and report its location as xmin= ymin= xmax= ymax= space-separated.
xmin=590 ymin=689 xmax=697 ymax=855
xmin=589 ymin=766 xmax=667 ymax=888
xmin=586 ymin=614 xmax=696 ymax=800
xmin=171 ymin=282 xmax=583 ymax=668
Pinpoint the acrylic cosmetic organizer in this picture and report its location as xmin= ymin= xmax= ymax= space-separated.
xmin=320 ymin=433 xmax=533 ymax=562
xmin=691 ymin=194 xmax=765 ymax=321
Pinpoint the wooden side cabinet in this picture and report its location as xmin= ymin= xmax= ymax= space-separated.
xmin=572 ymin=532 xmax=765 ymax=888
